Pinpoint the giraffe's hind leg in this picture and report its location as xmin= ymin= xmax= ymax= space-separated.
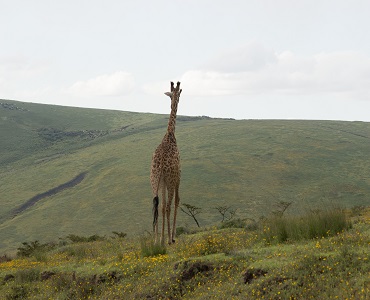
xmin=150 ymin=162 xmax=162 ymax=244
xmin=167 ymin=188 xmax=175 ymax=245
xmin=171 ymin=186 xmax=180 ymax=243
xmin=160 ymin=183 xmax=167 ymax=246
xmin=153 ymin=195 xmax=159 ymax=244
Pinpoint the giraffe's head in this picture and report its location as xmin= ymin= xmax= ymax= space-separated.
xmin=164 ymin=81 xmax=182 ymax=109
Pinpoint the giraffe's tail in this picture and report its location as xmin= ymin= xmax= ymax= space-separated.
xmin=152 ymin=196 xmax=159 ymax=232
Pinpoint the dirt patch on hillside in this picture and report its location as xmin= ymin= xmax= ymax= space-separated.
xmin=8 ymin=172 xmax=87 ymax=219
xmin=243 ymin=268 xmax=268 ymax=284
xmin=174 ymin=260 xmax=214 ymax=282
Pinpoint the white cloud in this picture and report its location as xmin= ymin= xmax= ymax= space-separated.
xmin=114 ymin=45 xmax=370 ymax=122
xmin=159 ymin=47 xmax=370 ymax=101
xmin=67 ymin=71 xmax=135 ymax=98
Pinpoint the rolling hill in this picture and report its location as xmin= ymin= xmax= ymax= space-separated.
xmin=1 ymin=99 xmax=370 ymax=253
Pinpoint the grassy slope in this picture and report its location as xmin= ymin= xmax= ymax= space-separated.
xmin=1 ymin=99 xmax=370 ymax=253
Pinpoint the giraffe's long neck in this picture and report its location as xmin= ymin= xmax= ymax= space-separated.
xmin=167 ymin=100 xmax=178 ymax=134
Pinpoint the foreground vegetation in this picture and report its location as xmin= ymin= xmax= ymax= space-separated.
xmin=1 ymin=207 xmax=369 ymax=299
xmin=1 ymin=100 xmax=370 ymax=298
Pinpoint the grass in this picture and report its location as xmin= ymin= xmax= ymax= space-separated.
xmin=1 ymin=99 xmax=370 ymax=255
xmin=140 ymin=236 xmax=167 ymax=257
xmin=262 ymin=207 xmax=351 ymax=244
xmin=0 ymin=207 xmax=369 ymax=299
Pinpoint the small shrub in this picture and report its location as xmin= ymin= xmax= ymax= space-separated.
xmin=140 ymin=237 xmax=167 ymax=257
xmin=214 ymin=205 xmax=238 ymax=222
xmin=219 ymin=218 xmax=246 ymax=229
xmin=16 ymin=241 xmax=55 ymax=258
xmin=261 ymin=207 xmax=351 ymax=244
xmin=181 ymin=203 xmax=202 ymax=227
xmin=66 ymin=234 xmax=105 ymax=243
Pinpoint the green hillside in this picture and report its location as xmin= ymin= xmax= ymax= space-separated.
xmin=1 ymin=99 xmax=370 ymax=253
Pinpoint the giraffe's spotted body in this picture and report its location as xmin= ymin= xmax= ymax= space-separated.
xmin=150 ymin=81 xmax=182 ymax=245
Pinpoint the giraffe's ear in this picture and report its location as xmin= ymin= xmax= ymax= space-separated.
xmin=164 ymin=92 xmax=173 ymax=97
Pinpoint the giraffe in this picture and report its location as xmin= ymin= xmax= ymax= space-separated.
xmin=151 ymin=81 xmax=182 ymax=245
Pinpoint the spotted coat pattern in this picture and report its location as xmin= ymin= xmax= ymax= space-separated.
xmin=150 ymin=81 xmax=182 ymax=245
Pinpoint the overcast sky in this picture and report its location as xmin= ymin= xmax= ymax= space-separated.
xmin=1 ymin=0 xmax=370 ymax=121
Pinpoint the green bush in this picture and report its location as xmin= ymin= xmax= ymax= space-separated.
xmin=16 ymin=241 xmax=55 ymax=258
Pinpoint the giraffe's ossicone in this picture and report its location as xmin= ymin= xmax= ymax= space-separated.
xmin=150 ymin=81 xmax=182 ymax=245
